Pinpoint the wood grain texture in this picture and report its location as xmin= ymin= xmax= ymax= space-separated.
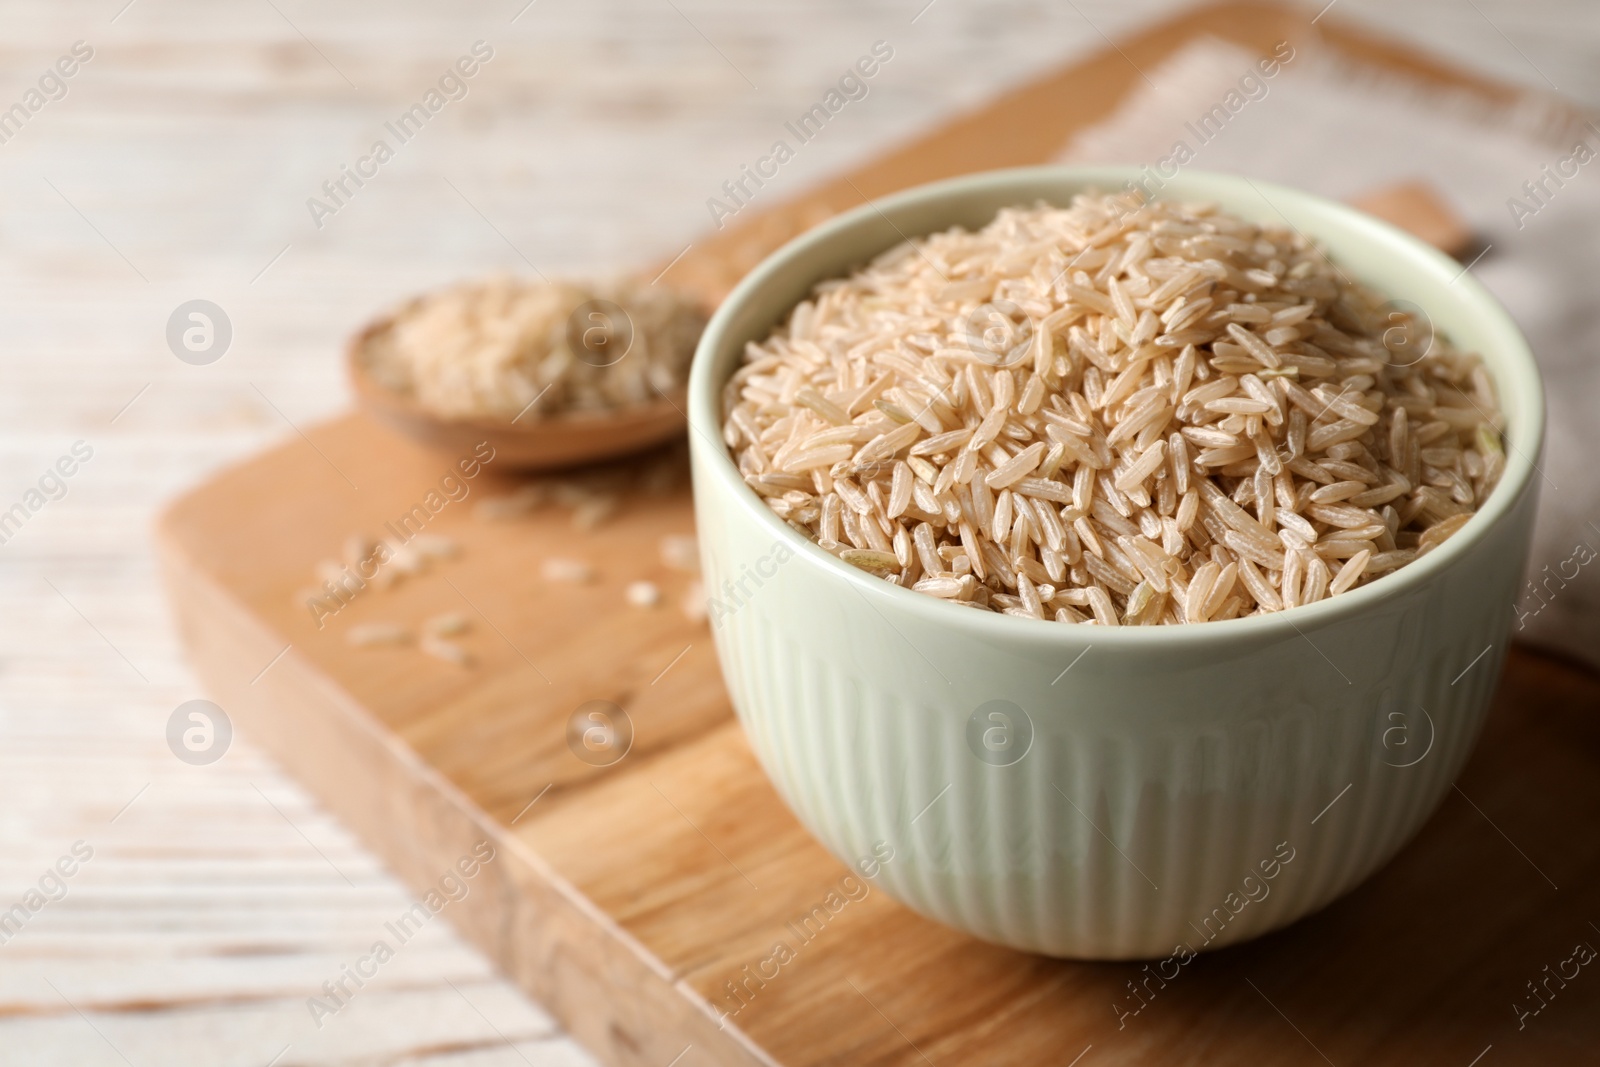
xmin=9 ymin=0 xmax=1599 ymax=1064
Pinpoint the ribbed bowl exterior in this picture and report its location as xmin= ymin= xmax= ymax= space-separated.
xmin=687 ymin=167 xmax=1545 ymax=959
xmin=693 ymin=460 xmax=1535 ymax=958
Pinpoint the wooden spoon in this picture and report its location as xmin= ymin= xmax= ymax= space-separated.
xmin=1348 ymin=180 xmax=1476 ymax=260
xmin=346 ymin=316 xmax=693 ymax=471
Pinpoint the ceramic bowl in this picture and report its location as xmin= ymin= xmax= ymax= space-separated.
xmin=687 ymin=167 xmax=1543 ymax=959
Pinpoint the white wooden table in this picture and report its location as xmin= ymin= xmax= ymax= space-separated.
xmin=0 ymin=1 xmax=1591 ymax=1064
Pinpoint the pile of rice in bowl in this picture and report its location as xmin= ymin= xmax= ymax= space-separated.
xmin=720 ymin=193 xmax=1506 ymax=625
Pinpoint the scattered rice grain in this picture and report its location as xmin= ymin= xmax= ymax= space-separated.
xmin=626 ymin=580 xmax=662 ymax=607
xmin=420 ymin=636 xmax=473 ymax=667
xmin=542 ymin=558 xmax=596 ymax=583
xmin=346 ymin=622 xmax=412 ymax=647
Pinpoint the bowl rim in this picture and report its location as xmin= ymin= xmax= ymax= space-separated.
xmin=687 ymin=165 xmax=1544 ymax=650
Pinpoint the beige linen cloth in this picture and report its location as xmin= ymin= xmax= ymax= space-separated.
xmin=1056 ymin=38 xmax=1600 ymax=668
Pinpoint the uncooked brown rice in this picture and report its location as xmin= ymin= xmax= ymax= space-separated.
xmin=721 ymin=193 xmax=1505 ymax=625
xmin=361 ymin=276 xmax=705 ymax=421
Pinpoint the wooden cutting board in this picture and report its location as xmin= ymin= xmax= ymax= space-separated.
xmin=158 ymin=4 xmax=1600 ymax=1064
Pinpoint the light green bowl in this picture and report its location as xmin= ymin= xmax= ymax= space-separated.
xmin=688 ymin=167 xmax=1543 ymax=958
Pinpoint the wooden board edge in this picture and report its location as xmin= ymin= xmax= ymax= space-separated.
xmin=153 ymin=500 xmax=773 ymax=1067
